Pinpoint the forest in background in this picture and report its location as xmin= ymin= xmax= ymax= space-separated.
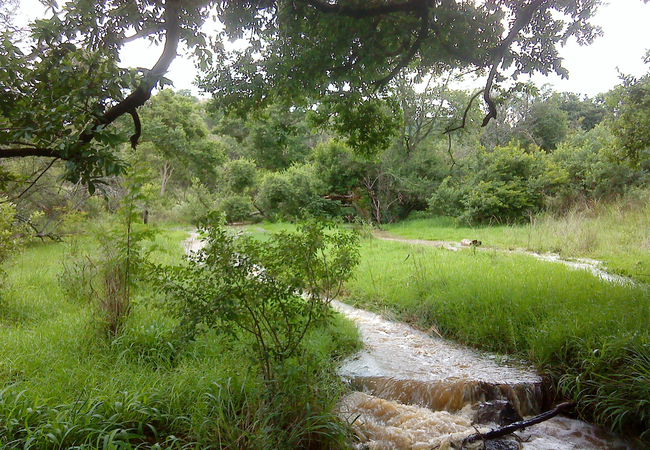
xmin=2 ymin=68 xmax=650 ymax=244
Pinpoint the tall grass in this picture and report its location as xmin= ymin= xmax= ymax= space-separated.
xmin=385 ymin=192 xmax=650 ymax=283
xmin=345 ymin=238 xmax=650 ymax=444
xmin=1 ymin=227 xmax=360 ymax=449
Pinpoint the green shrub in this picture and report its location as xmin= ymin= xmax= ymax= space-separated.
xmin=153 ymin=221 xmax=359 ymax=382
xmin=223 ymin=158 xmax=258 ymax=194
xmin=0 ymin=201 xmax=17 ymax=295
xmin=216 ymin=194 xmax=254 ymax=223
xmin=551 ymin=125 xmax=649 ymax=209
xmin=256 ymin=164 xmax=337 ymax=220
xmin=431 ymin=142 xmax=566 ymax=223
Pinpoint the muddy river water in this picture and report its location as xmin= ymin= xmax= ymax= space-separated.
xmin=183 ymin=232 xmax=633 ymax=449
xmin=333 ymin=301 xmax=633 ymax=450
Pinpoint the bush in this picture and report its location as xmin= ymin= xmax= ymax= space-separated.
xmin=0 ymin=201 xmax=17 ymax=290
xmin=216 ymin=194 xmax=254 ymax=223
xmin=222 ymin=158 xmax=257 ymax=194
xmin=153 ymin=221 xmax=360 ymax=382
xmin=431 ymin=142 xmax=566 ymax=223
xmin=550 ymin=125 xmax=650 ymax=209
xmin=256 ymin=164 xmax=337 ymax=220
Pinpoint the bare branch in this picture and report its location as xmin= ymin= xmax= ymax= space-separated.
xmin=128 ymin=109 xmax=141 ymax=149
xmin=463 ymin=402 xmax=575 ymax=445
xmin=0 ymin=148 xmax=62 ymax=158
xmin=481 ymin=0 xmax=549 ymax=126
xmin=122 ymin=24 xmax=164 ymax=43
xmin=445 ymin=89 xmax=484 ymax=134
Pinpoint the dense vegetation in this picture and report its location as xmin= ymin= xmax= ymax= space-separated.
xmin=0 ymin=218 xmax=360 ymax=449
xmin=2 ymin=0 xmax=650 ymax=448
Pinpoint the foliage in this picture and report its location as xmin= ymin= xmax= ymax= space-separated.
xmin=1 ymin=158 xmax=94 ymax=240
xmin=222 ymin=157 xmax=258 ymax=194
xmin=256 ymin=164 xmax=336 ymax=220
xmin=1 ymin=0 xmax=604 ymax=191
xmin=243 ymin=104 xmax=314 ymax=171
xmin=154 ymin=221 xmax=359 ymax=381
xmin=551 ymin=125 xmax=649 ymax=207
xmin=216 ymin=194 xmax=255 ymax=223
xmin=0 ymin=200 xmax=17 ymax=298
xmin=309 ymin=94 xmax=403 ymax=157
xmin=607 ymin=70 xmax=650 ymax=165
xmin=431 ymin=142 xmax=567 ymax=223
xmin=309 ymin=139 xmax=372 ymax=210
xmin=1 ymin=226 xmax=359 ymax=449
xmin=345 ymin=237 xmax=650 ymax=444
xmin=132 ymin=89 xmax=226 ymax=196
xmin=0 ymin=200 xmax=16 ymax=266
xmin=524 ymin=98 xmax=568 ymax=151
xmin=59 ymin=186 xmax=156 ymax=337
xmin=558 ymin=92 xmax=607 ymax=131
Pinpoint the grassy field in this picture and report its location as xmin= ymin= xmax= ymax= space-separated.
xmin=343 ymin=236 xmax=650 ymax=445
xmin=385 ymin=196 xmax=650 ymax=284
xmin=0 ymin=225 xmax=359 ymax=449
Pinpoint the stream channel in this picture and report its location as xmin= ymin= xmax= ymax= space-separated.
xmin=183 ymin=232 xmax=633 ymax=450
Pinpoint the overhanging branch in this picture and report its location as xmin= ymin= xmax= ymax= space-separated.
xmin=481 ymin=0 xmax=549 ymax=126
xmin=78 ymin=0 xmax=181 ymax=147
xmin=297 ymin=0 xmax=426 ymax=18
xmin=374 ymin=2 xmax=429 ymax=89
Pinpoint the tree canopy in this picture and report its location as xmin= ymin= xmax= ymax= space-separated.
xmin=1 ymin=0 xmax=607 ymax=189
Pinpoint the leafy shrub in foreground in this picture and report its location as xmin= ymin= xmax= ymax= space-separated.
xmin=153 ymin=221 xmax=360 ymax=382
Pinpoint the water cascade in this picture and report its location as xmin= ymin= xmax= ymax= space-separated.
xmin=333 ymin=301 xmax=632 ymax=450
xmin=182 ymin=233 xmax=632 ymax=449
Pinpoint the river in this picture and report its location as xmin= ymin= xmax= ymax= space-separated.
xmin=333 ymin=300 xmax=633 ymax=450
xmin=182 ymin=231 xmax=634 ymax=450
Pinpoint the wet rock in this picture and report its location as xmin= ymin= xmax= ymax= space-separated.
xmin=484 ymin=439 xmax=520 ymax=450
xmin=473 ymin=400 xmax=523 ymax=426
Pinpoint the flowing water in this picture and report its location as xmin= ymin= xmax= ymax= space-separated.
xmin=333 ymin=301 xmax=633 ymax=450
xmin=182 ymin=232 xmax=633 ymax=449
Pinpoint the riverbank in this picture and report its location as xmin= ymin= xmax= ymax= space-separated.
xmin=0 ymin=228 xmax=359 ymax=449
xmin=343 ymin=234 xmax=650 ymax=447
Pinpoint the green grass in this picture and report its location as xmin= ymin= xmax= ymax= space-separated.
xmin=385 ymin=195 xmax=650 ymax=283
xmin=344 ymin=237 xmax=650 ymax=444
xmin=0 ymin=225 xmax=360 ymax=449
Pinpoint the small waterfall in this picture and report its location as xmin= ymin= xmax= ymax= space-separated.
xmin=333 ymin=301 xmax=633 ymax=450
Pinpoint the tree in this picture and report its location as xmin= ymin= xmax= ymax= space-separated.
xmin=132 ymin=89 xmax=225 ymax=196
xmin=558 ymin=92 xmax=607 ymax=131
xmin=607 ymin=66 xmax=650 ymax=165
xmin=2 ymin=0 xmax=604 ymax=187
xmin=431 ymin=142 xmax=567 ymax=223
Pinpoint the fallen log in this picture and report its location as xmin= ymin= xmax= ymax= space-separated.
xmin=463 ymin=402 xmax=576 ymax=446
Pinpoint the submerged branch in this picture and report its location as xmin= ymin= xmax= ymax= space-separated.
xmin=463 ymin=401 xmax=575 ymax=445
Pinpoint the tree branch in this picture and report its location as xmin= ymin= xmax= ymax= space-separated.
xmin=128 ymin=109 xmax=141 ymax=149
xmin=297 ymin=0 xmax=426 ymax=19
xmin=0 ymin=148 xmax=62 ymax=158
xmin=463 ymin=402 xmax=575 ymax=445
xmin=481 ymin=0 xmax=549 ymax=126
xmin=374 ymin=3 xmax=428 ymax=89
xmin=445 ymin=89 xmax=484 ymax=134
xmin=122 ymin=24 xmax=165 ymax=43
xmin=78 ymin=0 xmax=181 ymax=147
